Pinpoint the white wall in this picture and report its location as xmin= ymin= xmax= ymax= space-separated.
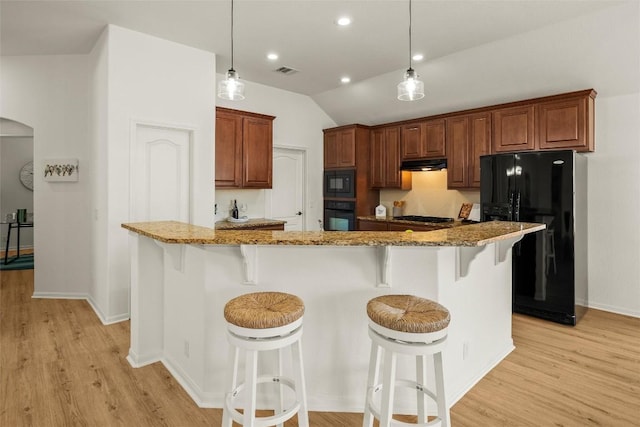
xmin=216 ymin=79 xmax=336 ymax=230
xmin=588 ymin=93 xmax=640 ymax=317
xmin=0 ymin=55 xmax=92 ymax=297
xmin=92 ymin=25 xmax=216 ymax=322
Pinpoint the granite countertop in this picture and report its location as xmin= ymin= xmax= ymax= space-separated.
xmin=358 ymin=215 xmax=465 ymax=228
xmin=122 ymin=220 xmax=544 ymax=247
xmin=214 ymin=218 xmax=286 ymax=230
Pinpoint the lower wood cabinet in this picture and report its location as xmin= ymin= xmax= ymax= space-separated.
xmin=358 ymin=219 xmax=440 ymax=232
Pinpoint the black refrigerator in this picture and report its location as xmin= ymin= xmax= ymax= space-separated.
xmin=480 ymin=150 xmax=588 ymax=325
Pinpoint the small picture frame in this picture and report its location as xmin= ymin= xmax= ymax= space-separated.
xmin=43 ymin=158 xmax=79 ymax=182
xmin=458 ymin=203 xmax=473 ymax=219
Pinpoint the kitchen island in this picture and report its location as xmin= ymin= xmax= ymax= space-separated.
xmin=122 ymin=220 xmax=544 ymax=413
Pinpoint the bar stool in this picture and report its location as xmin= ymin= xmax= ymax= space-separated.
xmin=222 ymin=291 xmax=309 ymax=427
xmin=363 ymin=294 xmax=451 ymax=427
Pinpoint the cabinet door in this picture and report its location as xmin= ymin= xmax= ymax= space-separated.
xmin=337 ymin=129 xmax=357 ymax=168
xmin=388 ymin=223 xmax=439 ymax=232
xmin=215 ymin=111 xmax=243 ymax=188
xmin=469 ymin=112 xmax=492 ymax=187
xmin=424 ymin=119 xmax=446 ymax=158
xmin=242 ymin=117 xmax=272 ymax=188
xmin=358 ymin=219 xmax=389 ymax=231
xmin=537 ymin=96 xmax=589 ymax=151
xmin=384 ymin=126 xmax=409 ymax=189
xmin=324 ymin=131 xmax=339 ymax=169
xmin=400 ymin=123 xmax=423 ymax=160
xmin=446 ymin=116 xmax=469 ymax=188
xmin=370 ymin=128 xmax=385 ymax=188
xmin=492 ymin=105 xmax=535 ymax=152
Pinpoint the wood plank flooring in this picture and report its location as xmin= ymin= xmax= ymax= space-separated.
xmin=1 ymin=268 xmax=638 ymax=426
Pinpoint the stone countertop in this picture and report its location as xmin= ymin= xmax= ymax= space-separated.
xmin=214 ymin=218 xmax=286 ymax=230
xmin=358 ymin=215 xmax=465 ymax=228
xmin=122 ymin=220 xmax=544 ymax=247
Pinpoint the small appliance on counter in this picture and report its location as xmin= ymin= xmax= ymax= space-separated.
xmin=392 ymin=201 xmax=405 ymax=217
xmin=375 ymin=204 xmax=387 ymax=219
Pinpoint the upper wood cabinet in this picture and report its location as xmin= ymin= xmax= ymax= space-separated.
xmin=370 ymin=126 xmax=411 ymax=190
xmin=400 ymin=119 xmax=446 ymax=160
xmin=324 ymin=127 xmax=357 ymax=169
xmin=446 ymin=113 xmax=491 ymax=189
xmin=215 ymin=107 xmax=275 ymax=189
xmin=537 ymin=92 xmax=595 ymax=152
xmin=492 ymin=89 xmax=596 ymax=153
xmin=492 ymin=105 xmax=535 ymax=153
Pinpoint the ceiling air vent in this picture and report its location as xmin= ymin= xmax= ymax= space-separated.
xmin=274 ymin=66 xmax=299 ymax=75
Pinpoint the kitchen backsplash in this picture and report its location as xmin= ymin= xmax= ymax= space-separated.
xmin=215 ymin=189 xmax=267 ymax=221
xmin=379 ymin=170 xmax=479 ymax=218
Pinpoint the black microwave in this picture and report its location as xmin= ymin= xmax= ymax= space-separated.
xmin=324 ymin=169 xmax=355 ymax=198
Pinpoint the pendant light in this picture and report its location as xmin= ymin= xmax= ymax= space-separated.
xmin=397 ymin=0 xmax=424 ymax=101
xmin=218 ymin=0 xmax=245 ymax=100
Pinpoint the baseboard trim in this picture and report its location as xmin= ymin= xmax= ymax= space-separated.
xmin=33 ymin=292 xmax=130 ymax=325
xmin=587 ymin=302 xmax=640 ymax=318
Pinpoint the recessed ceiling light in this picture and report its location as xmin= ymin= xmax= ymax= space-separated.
xmin=267 ymin=53 xmax=278 ymax=60
xmin=341 ymin=76 xmax=351 ymax=84
xmin=412 ymin=53 xmax=424 ymax=61
xmin=336 ymin=16 xmax=352 ymax=26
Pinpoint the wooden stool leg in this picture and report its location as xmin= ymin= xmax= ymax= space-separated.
xmin=292 ymin=338 xmax=309 ymax=427
xmin=244 ymin=349 xmax=258 ymax=427
xmin=434 ymin=351 xmax=449 ymax=427
xmin=380 ymin=349 xmax=397 ymax=427
xmin=363 ymin=340 xmax=381 ymax=427
xmin=416 ymin=355 xmax=427 ymax=424
xmin=222 ymin=345 xmax=240 ymax=427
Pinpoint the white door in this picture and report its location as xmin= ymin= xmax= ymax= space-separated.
xmin=270 ymin=147 xmax=305 ymax=231
xmin=131 ymin=123 xmax=192 ymax=222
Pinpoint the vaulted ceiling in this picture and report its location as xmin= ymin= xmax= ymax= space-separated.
xmin=2 ymin=1 xmax=636 ymax=125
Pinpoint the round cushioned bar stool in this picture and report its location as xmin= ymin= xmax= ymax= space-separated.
xmin=222 ymin=291 xmax=309 ymax=427
xmin=363 ymin=295 xmax=451 ymax=427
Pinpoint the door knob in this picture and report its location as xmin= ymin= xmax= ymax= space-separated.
xmin=296 ymin=211 xmax=303 ymax=215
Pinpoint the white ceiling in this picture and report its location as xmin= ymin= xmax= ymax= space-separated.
xmin=1 ymin=0 xmax=624 ymax=96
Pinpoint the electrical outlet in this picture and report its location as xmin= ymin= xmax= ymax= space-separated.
xmin=184 ymin=340 xmax=190 ymax=358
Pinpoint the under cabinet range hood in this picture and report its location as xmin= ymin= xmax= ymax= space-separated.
xmin=400 ymin=158 xmax=447 ymax=171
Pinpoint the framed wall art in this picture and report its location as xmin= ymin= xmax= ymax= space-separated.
xmin=43 ymin=158 xmax=79 ymax=182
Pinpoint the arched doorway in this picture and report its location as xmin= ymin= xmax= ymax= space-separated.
xmin=1 ymin=117 xmax=34 ymax=266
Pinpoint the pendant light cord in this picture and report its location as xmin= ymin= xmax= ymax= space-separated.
xmin=408 ymin=0 xmax=412 ymax=70
xmin=230 ymin=0 xmax=235 ymax=70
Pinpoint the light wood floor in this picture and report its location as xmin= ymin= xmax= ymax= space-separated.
xmin=1 ymin=268 xmax=639 ymax=426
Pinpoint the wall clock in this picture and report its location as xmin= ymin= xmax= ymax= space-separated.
xmin=19 ymin=161 xmax=34 ymax=191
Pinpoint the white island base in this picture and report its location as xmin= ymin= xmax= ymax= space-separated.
xmin=126 ymin=232 xmax=525 ymax=414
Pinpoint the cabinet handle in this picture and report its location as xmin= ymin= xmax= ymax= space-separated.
xmin=296 ymin=211 xmax=303 ymax=216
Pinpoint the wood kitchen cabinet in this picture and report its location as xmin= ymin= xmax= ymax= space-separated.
xmin=537 ymin=90 xmax=595 ymax=152
xmin=215 ymin=107 xmax=275 ymax=189
xmin=446 ymin=112 xmax=491 ymax=189
xmin=400 ymin=119 xmax=446 ymax=160
xmin=370 ymin=126 xmax=411 ymax=189
xmin=358 ymin=219 xmax=441 ymax=232
xmin=324 ymin=127 xmax=357 ymax=169
xmin=357 ymin=219 xmax=389 ymax=231
xmin=492 ymin=105 xmax=535 ymax=153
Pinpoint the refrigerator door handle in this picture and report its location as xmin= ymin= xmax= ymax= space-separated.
xmin=509 ymin=191 xmax=515 ymax=220
xmin=514 ymin=191 xmax=521 ymax=222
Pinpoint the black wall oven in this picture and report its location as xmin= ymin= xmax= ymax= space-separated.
xmin=324 ymin=169 xmax=355 ymax=199
xmin=324 ymin=200 xmax=356 ymax=231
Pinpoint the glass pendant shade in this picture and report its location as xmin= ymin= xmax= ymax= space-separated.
xmin=218 ymin=69 xmax=245 ymax=100
xmin=397 ymin=68 xmax=424 ymax=101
